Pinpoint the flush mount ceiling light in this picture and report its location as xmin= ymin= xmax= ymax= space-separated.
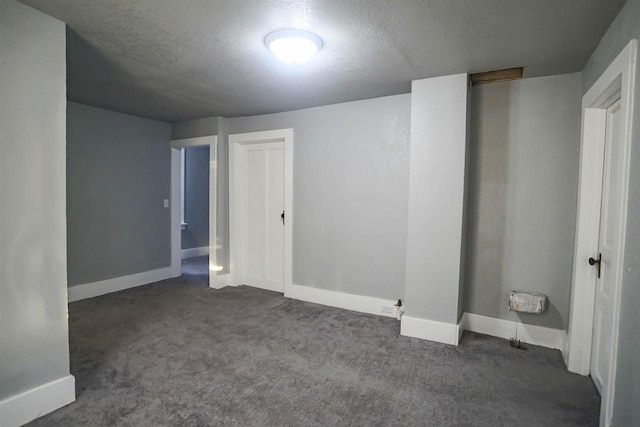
xmin=265 ymin=29 xmax=323 ymax=64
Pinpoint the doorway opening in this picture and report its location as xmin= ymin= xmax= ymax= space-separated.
xmin=180 ymin=145 xmax=211 ymax=282
xmin=170 ymin=136 xmax=218 ymax=288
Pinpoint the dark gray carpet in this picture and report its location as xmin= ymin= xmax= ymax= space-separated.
xmin=30 ymin=257 xmax=599 ymax=426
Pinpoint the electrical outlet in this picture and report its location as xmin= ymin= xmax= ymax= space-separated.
xmin=380 ymin=305 xmax=393 ymax=315
xmin=163 ymin=199 xmax=170 ymax=208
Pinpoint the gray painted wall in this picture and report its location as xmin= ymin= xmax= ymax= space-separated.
xmin=182 ymin=146 xmax=210 ymax=250
xmin=215 ymin=117 xmax=230 ymax=272
xmin=581 ymin=0 xmax=640 ymax=423
xmin=172 ymin=117 xmax=219 ymax=140
xmin=0 ymin=0 xmax=70 ymax=399
xmin=229 ymin=95 xmax=411 ymax=300
xmin=464 ymin=73 xmax=581 ymax=330
xmin=404 ymin=74 xmax=468 ymax=324
xmin=67 ymin=102 xmax=172 ymax=286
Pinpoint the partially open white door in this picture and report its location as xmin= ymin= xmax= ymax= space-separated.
xmin=567 ymin=39 xmax=636 ymax=427
xmin=590 ymin=98 xmax=622 ymax=395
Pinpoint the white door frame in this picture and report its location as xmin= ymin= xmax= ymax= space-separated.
xmin=566 ymin=39 xmax=636 ymax=425
xmin=228 ymin=129 xmax=293 ymax=294
xmin=170 ymin=135 xmax=219 ymax=288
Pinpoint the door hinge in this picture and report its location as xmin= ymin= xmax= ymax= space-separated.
xmin=280 ymin=210 xmax=285 ymax=225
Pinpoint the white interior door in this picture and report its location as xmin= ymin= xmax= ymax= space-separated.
xmin=242 ymin=141 xmax=285 ymax=292
xmin=590 ymin=98 xmax=622 ymax=396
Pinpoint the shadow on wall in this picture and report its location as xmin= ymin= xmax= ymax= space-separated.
xmin=464 ymin=80 xmax=511 ymax=323
xmin=516 ymin=301 xmax=563 ymax=327
xmin=463 ymin=74 xmax=581 ymax=330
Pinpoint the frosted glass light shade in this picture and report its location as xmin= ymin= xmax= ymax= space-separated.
xmin=265 ymin=29 xmax=322 ymax=64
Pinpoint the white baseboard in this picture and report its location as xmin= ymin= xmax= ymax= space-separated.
xmin=457 ymin=320 xmax=465 ymax=343
xmin=462 ymin=312 xmax=517 ymax=340
xmin=181 ymin=246 xmax=209 ymax=259
xmin=210 ymin=273 xmax=231 ymax=289
xmin=400 ymin=316 xmax=461 ymax=346
xmin=68 ymin=267 xmax=174 ymax=302
xmin=561 ymin=331 xmax=570 ymax=365
xmin=286 ymin=283 xmax=398 ymax=318
xmin=220 ymin=280 xmax=565 ymax=351
xmin=462 ymin=312 xmax=566 ymax=350
xmin=518 ymin=321 xmax=566 ymax=351
xmin=0 ymin=375 xmax=75 ymax=427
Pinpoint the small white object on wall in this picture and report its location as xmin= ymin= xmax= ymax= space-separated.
xmin=509 ymin=291 xmax=547 ymax=314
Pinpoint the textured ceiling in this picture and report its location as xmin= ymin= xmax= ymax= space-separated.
xmin=20 ymin=0 xmax=626 ymax=122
